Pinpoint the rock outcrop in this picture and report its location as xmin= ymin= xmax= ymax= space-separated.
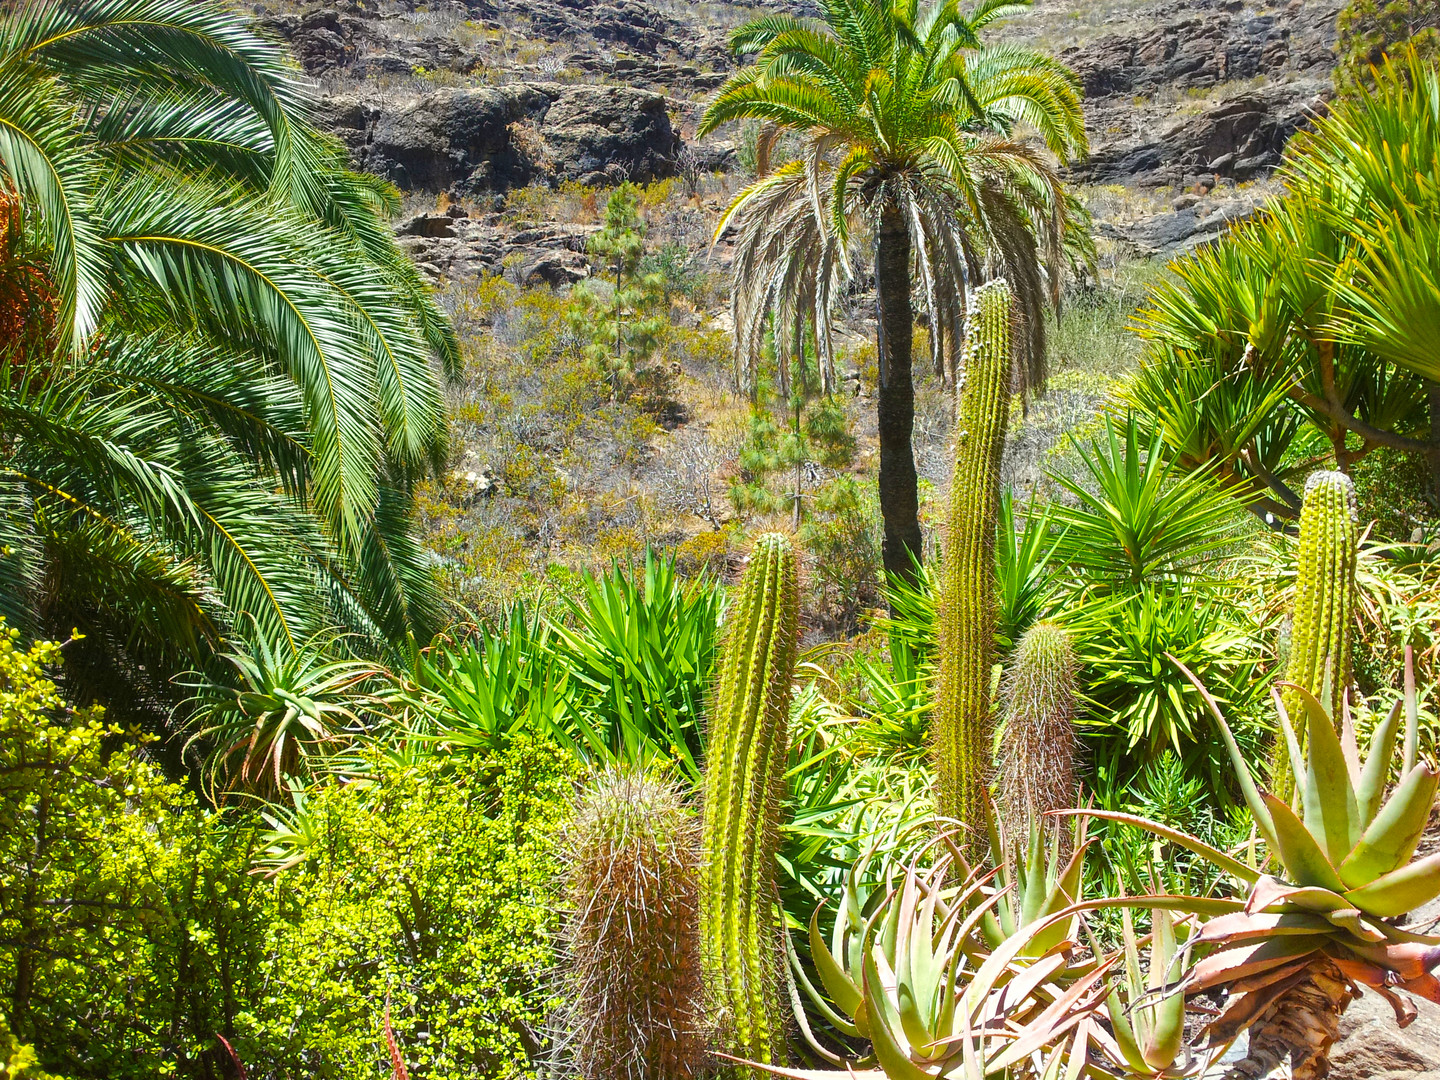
xmin=324 ymin=82 xmax=681 ymax=195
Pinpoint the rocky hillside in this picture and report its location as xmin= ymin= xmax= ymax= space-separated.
xmin=255 ymin=0 xmax=1345 ymax=270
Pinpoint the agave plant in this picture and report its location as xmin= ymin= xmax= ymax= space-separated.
xmin=182 ymin=630 xmax=384 ymax=797
xmin=1086 ymin=654 xmax=1440 ymax=1080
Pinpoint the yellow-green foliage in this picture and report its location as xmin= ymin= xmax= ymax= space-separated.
xmin=1276 ymin=471 xmax=1359 ymax=791
xmin=700 ymin=533 xmax=800 ymax=1066
xmin=564 ymin=770 xmax=705 ymax=1080
xmin=934 ymin=280 xmax=1013 ymax=833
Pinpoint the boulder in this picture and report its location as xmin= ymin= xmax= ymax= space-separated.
xmin=541 ymin=84 xmax=681 ymax=185
xmin=358 ymin=85 xmax=551 ymax=194
xmin=1330 ymin=987 xmax=1440 ymax=1080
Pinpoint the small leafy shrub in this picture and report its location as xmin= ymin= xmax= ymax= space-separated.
xmin=249 ymin=740 xmax=578 ymax=1079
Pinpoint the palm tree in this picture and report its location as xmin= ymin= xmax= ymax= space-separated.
xmin=0 ymin=0 xmax=458 ymax=737
xmin=698 ymin=0 xmax=1089 ymax=584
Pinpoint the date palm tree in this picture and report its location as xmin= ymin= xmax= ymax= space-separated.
xmin=0 ymin=0 xmax=458 ymax=734
xmin=699 ymin=0 xmax=1089 ymax=583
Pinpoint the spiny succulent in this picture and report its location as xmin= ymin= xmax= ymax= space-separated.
xmin=996 ymin=620 xmax=1079 ymax=843
xmin=563 ymin=768 xmax=705 ymax=1080
xmin=1275 ymin=470 xmax=1358 ymax=796
xmin=700 ymin=532 xmax=800 ymax=1067
xmin=1096 ymin=653 xmax=1440 ymax=1080
xmin=934 ymin=279 xmax=1013 ymax=835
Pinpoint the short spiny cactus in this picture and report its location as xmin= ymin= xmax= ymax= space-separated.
xmin=934 ymin=280 xmax=1013 ymax=834
xmin=563 ymin=769 xmax=705 ymax=1080
xmin=997 ymin=621 xmax=1079 ymax=842
xmin=1274 ymin=470 xmax=1358 ymax=795
xmin=700 ymin=533 xmax=800 ymax=1067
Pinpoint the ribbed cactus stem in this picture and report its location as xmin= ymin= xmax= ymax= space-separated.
xmin=1275 ymin=470 xmax=1358 ymax=795
xmin=934 ymin=280 xmax=1013 ymax=834
xmin=700 ymin=532 xmax=800 ymax=1066
xmin=997 ymin=621 xmax=1079 ymax=842
xmin=564 ymin=770 xmax=705 ymax=1080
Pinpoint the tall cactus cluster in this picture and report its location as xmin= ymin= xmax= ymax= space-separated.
xmin=996 ymin=621 xmax=1079 ymax=842
xmin=1274 ymin=470 xmax=1358 ymax=792
xmin=562 ymin=769 xmax=705 ymax=1080
xmin=934 ymin=279 xmax=1014 ymax=833
xmin=699 ymin=533 xmax=800 ymax=1067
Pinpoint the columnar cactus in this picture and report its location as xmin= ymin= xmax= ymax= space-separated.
xmin=996 ymin=621 xmax=1079 ymax=841
xmin=563 ymin=769 xmax=705 ymax=1080
xmin=700 ymin=532 xmax=800 ymax=1066
xmin=1275 ymin=470 xmax=1358 ymax=794
xmin=934 ymin=280 xmax=1013 ymax=833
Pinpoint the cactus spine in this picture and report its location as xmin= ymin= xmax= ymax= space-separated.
xmin=563 ymin=769 xmax=705 ymax=1080
xmin=934 ymin=280 xmax=1013 ymax=833
xmin=1275 ymin=470 xmax=1358 ymax=793
xmin=997 ymin=621 xmax=1079 ymax=841
xmin=700 ymin=533 xmax=800 ymax=1066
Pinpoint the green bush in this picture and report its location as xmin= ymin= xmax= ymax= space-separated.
xmin=247 ymin=741 xmax=577 ymax=1079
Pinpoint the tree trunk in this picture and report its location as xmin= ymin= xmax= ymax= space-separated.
xmin=1223 ymin=962 xmax=1357 ymax=1080
xmin=875 ymin=204 xmax=923 ymax=590
xmin=1425 ymin=379 xmax=1440 ymax=515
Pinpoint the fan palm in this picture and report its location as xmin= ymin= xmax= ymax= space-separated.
xmin=698 ymin=0 xmax=1089 ymax=583
xmin=0 ymin=0 xmax=458 ymax=726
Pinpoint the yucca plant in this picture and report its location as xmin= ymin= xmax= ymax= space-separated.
xmin=1089 ymin=654 xmax=1440 ymax=1080
xmin=700 ymin=532 xmax=801 ymax=1066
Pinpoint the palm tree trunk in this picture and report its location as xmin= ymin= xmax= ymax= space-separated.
xmin=1223 ymin=962 xmax=1357 ymax=1080
xmin=875 ymin=203 xmax=923 ymax=589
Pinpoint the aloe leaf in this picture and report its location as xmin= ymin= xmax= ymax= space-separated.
xmin=809 ymin=907 xmax=862 ymax=1022
xmin=1356 ymin=698 xmax=1404 ymax=828
xmin=1261 ymin=792 xmax=1347 ymax=893
xmin=1287 ymin=683 xmax=1358 ymax=865
xmin=1339 ymin=763 xmax=1440 ymax=889
xmin=1054 ymin=809 xmax=1260 ymax=884
xmin=1343 ymin=850 xmax=1440 ymax=918
xmin=861 ymin=950 xmax=936 ymax=1080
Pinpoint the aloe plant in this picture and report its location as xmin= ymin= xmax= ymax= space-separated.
xmin=1275 ymin=471 xmax=1358 ymax=795
xmin=700 ymin=532 xmax=801 ymax=1066
xmin=565 ymin=769 xmax=705 ymax=1080
xmin=934 ymin=279 xmax=1013 ymax=833
xmin=1087 ymin=652 xmax=1440 ymax=1080
xmin=996 ymin=621 xmax=1079 ymax=841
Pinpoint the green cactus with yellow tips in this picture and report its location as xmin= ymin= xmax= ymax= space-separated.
xmin=1275 ymin=470 xmax=1358 ymax=796
xmin=699 ymin=532 xmax=800 ymax=1066
xmin=996 ymin=620 xmax=1079 ymax=843
xmin=934 ymin=279 xmax=1013 ymax=833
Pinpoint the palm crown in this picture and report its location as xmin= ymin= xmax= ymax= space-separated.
xmin=0 ymin=0 xmax=457 ymax=727
xmin=699 ymin=0 xmax=1089 ymax=580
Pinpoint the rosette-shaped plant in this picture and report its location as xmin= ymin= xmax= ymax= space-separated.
xmin=1091 ymin=654 xmax=1440 ymax=1080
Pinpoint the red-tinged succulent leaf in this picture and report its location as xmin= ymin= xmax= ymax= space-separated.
xmin=1371 ymin=983 xmax=1420 ymax=1028
xmin=1260 ymin=793 xmax=1348 ymax=893
xmin=1195 ymin=911 xmax=1334 ymax=945
xmin=1344 ymin=940 xmax=1440 ymax=981
xmin=1227 ymin=957 xmax=1317 ymax=995
xmin=1325 ymin=948 xmax=1393 ymax=988
xmin=1182 ymin=936 xmax=1324 ymax=993
xmin=1202 ymin=967 xmax=1312 ymax=1046
xmin=1399 ymin=972 xmax=1440 ymax=1005
xmin=1247 ymin=877 xmax=1352 ymax=916
xmin=1320 ymin=907 xmax=1385 ymax=943
xmin=383 ymin=1004 xmax=409 ymax=1080
xmin=987 ymin=956 xmax=1118 ymax=1073
xmin=1343 ymin=851 xmax=1440 ymax=918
